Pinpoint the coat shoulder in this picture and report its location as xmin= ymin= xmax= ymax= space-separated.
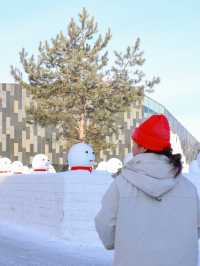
xmin=178 ymin=175 xmax=199 ymax=197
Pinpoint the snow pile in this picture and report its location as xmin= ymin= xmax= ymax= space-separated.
xmin=96 ymin=158 xmax=123 ymax=174
xmin=170 ymin=131 xmax=188 ymax=172
xmin=62 ymin=169 xmax=112 ymax=245
xmin=96 ymin=161 xmax=108 ymax=171
xmin=0 ymin=221 xmax=112 ymax=266
xmin=184 ymin=153 xmax=200 ymax=196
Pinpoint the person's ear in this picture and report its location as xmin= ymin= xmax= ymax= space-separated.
xmin=140 ymin=147 xmax=147 ymax=153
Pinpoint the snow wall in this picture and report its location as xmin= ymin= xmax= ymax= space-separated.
xmin=0 ymin=171 xmax=112 ymax=245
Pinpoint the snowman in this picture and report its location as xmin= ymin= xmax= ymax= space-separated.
xmin=31 ymin=154 xmax=54 ymax=173
xmin=0 ymin=157 xmax=12 ymax=176
xmin=61 ymin=143 xmax=112 ymax=244
xmin=11 ymin=161 xmax=24 ymax=174
xmin=106 ymin=157 xmax=123 ymax=175
xmin=67 ymin=143 xmax=96 ymax=171
xmin=184 ymin=152 xmax=200 ymax=196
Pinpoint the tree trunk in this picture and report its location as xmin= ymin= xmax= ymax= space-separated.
xmin=79 ymin=113 xmax=85 ymax=142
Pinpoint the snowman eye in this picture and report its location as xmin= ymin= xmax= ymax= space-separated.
xmin=92 ymin=152 xmax=95 ymax=154
xmin=85 ymin=151 xmax=88 ymax=153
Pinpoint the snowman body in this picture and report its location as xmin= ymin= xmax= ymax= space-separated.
xmin=62 ymin=143 xmax=112 ymax=244
xmin=0 ymin=157 xmax=12 ymax=176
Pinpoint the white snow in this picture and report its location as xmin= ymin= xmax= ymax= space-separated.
xmin=170 ymin=131 xmax=188 ymax=172
xmin=106 ymin=158 xmax=123 ymax=174
xmin=0 ymin=169 xmax=112 ymax=243
xmin=184 ymin=158 xmax=200 ymax=196
xmin=62 ymin=170 xmax=112 ymax=244
xmin=0 ymin=221 xmax=113 ymax=266
xmin=0 ymin=142 xmax=199 ymax=265
xmin=0 ymin=168 xmax=113 ymax=265
xmin=96 ymin=158 xmax=123 ymax=174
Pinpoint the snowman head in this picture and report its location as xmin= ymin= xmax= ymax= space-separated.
xmin=32 ymin=154 xmax=50 ymax=170
xmin=67 ymin=143 xmax=95 ymax=167
xmin=0 ymin=157 xmax=12 ymax=172
xmin=106 ymin=158 xmax=123 ymax=174
xmin=11 ymin=161 xmax=24 ymax=174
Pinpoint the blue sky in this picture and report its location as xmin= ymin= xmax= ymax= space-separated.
xmin=0 ymin=0 xmax=199 ymax=140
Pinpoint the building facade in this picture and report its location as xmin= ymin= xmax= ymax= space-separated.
xmin=0 ymin=83 xmax=65 ymax=167
xmin=144 ymin=96 xmax=199 ymax=162
xmin=0 ymin=83 xmax=199 ymax=167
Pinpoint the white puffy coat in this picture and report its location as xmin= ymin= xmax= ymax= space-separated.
xmin=95 ymin=153 xmax=200 ymax=266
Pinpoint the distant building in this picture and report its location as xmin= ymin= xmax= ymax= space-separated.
xmin=0 ymin=83 xmax=199 ymax=167
xmin=143 ymin=96 xmax=199 ymax=162
xmin=0 ymin=83 xmax=65 ymax=167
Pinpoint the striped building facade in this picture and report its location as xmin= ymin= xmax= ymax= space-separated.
xmin=0 ymin=83 xmax=199 ymax=167
xmin=0 ymin=83 xmax=65 ymax=166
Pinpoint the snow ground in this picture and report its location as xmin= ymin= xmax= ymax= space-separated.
xmin=0 ymin=222 xmax=112 ymax=266
xmin=1 ymin=222 xmax=200 ymax=266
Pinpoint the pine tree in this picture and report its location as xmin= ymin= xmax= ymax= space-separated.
xmin=11 ymin=8 xmax=159 ymax=154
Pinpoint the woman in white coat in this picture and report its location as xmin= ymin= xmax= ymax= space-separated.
xmin=95 ymin=114 xmax=200 ymax=266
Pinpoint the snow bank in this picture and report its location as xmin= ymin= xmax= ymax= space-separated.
xmin=0 ymin=221 xmax=113 ymax=266
xmin=184 ymin=160 xmax=200 ymax=197
xmin=62 ymin=170 xmax=112 ymax=245
xmin=0 ymin=173 xmax=64 ymax=237
xmin=0 ymin=170 xmax=112 ymax=245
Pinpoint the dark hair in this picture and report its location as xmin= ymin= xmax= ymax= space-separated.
xmin=146 ymin=148 xmax=182 ymax=177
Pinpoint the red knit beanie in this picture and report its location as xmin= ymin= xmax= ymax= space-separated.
xmin=132 ymin=114 xmax=171 ymax=151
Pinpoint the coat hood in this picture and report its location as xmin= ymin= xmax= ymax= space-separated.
xmin=121 ymin=153 xmax=181 ymax=200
